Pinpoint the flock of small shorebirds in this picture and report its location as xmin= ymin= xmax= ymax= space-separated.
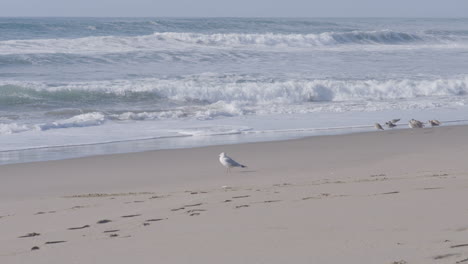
xmin=374 ymin=118 xmax=441 ymax=130
xmin=219 ymin=118 xmax=442 ymax=173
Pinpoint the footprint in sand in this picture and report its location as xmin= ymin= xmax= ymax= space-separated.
xmin=263 ymin=200 xmax=281 ymax=203
xmin=184 ymin=203 xmax=203 ymax=207
xmin=186 ymin=209 xmax=206 ymax=214
xmin=35 ymin=211 xmax=56 ymax=215
xmin=451 ymin=244 xmax=468 ymax=248
xmin=377 ymin=191 xmax=400 ymax=195
xmin=103 ymin=230 xmax=119 ymax=233
xmin=433 ymin=253 xmax=461 ymax=260
xmin=97 ymin=219 xmax=112 ymax=224
xmin=68 ymin=225 xmax=90 ymax=230
xmin=232 ymin=195 xmax=250 ymax=199
xmin=145 ymin=218 xmax=167 ymax=222
xmin=172 ymin=203 xmax=203 ymax=211
xmin=18 ymin=232 xmax=40 ymax=238
xmin=121 ymin=214 xmax=141 ymax=218
xmin=45 ymin=241 xmax=66 ymax=244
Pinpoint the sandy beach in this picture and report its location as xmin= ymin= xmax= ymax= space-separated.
xmin=1 ymin=125 xmax=468 ymax=263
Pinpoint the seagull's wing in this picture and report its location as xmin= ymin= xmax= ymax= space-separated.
xmin=225 ymin=156 xmax=246 ymax=168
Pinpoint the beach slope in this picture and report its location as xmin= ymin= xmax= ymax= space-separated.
xmin=1 ymin=126 xmax=468 ymax=263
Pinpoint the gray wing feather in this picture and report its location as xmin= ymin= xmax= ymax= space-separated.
xmin=226 ymin=157 xmax=246 ymax=168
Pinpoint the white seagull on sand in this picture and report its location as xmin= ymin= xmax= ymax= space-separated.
xmin=219 ymin=152 xmax=247 ymax=173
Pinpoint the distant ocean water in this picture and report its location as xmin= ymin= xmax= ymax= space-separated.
xmin=1 ymin=17 xmax=468 ymax=164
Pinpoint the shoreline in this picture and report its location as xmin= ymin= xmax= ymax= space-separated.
xmin=2 ymin=119 xmax=468 ymax=166
xmin=1 ymin=124 xmax=467 ymax=199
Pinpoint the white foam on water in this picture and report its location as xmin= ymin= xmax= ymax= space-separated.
xmin=0 ymin=30 xmax=464 ymax=55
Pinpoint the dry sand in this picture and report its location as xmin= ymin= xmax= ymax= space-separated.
xmin=1 ymin=125 xmax=468 ymax=263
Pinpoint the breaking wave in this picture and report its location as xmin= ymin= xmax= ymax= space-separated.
xmin=0 ymin=30 xmax=457 ymax=55
xmin=1 ymin=75 xmax=467 ymax=107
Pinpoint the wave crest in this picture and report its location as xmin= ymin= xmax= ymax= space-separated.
xmin=2 ymin=75 xmax=468 ymax=107
xmin=0 ymin=30 xmax=449 ymax=55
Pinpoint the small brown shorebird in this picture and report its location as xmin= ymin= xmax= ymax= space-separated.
xmin=409 ymin=119 xmax=424 ymax=128
xmin=428 ymin=120 xmax=441 ymax=127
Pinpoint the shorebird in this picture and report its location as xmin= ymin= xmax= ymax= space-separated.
xmin=374 ymin=123 xmax=384 ymax=130
xmin=408 ymin=119 xmax=424 ymax=128
xmin=391 ymin=119 xmax=401 ymax=124
xmin=219 ymin=152 xmax=247 ymax=173
xmin=428 ymin=120 xmax=441 ymax=127
xmin=385 ymin=121 xmax=397 ymax=128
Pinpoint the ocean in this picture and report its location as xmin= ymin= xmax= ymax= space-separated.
xmin=1 ymin=17 xmax=468 ymax=164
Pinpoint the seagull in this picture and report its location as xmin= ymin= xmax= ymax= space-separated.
xmin=219 ymin=152 xmax=247 ymax=173
xmin=428 ymin=120 xmax=441 ymax=127
xmin=374 ymin=123 xmax=384 ymax=130
xmin=385 ymin=121 xmax=397 ymax=128
xmin=391 ymin=119 xmax=401 ymax=124
xmin=409 ymin=119 xmax=424 ymax=128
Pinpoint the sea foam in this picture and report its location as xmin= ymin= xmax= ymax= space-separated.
xmin=0 ymin=30 xmax=457 ymax=55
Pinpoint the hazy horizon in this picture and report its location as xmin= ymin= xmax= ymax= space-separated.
xmin=1 ymin=0 xmax=467 ymax=18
